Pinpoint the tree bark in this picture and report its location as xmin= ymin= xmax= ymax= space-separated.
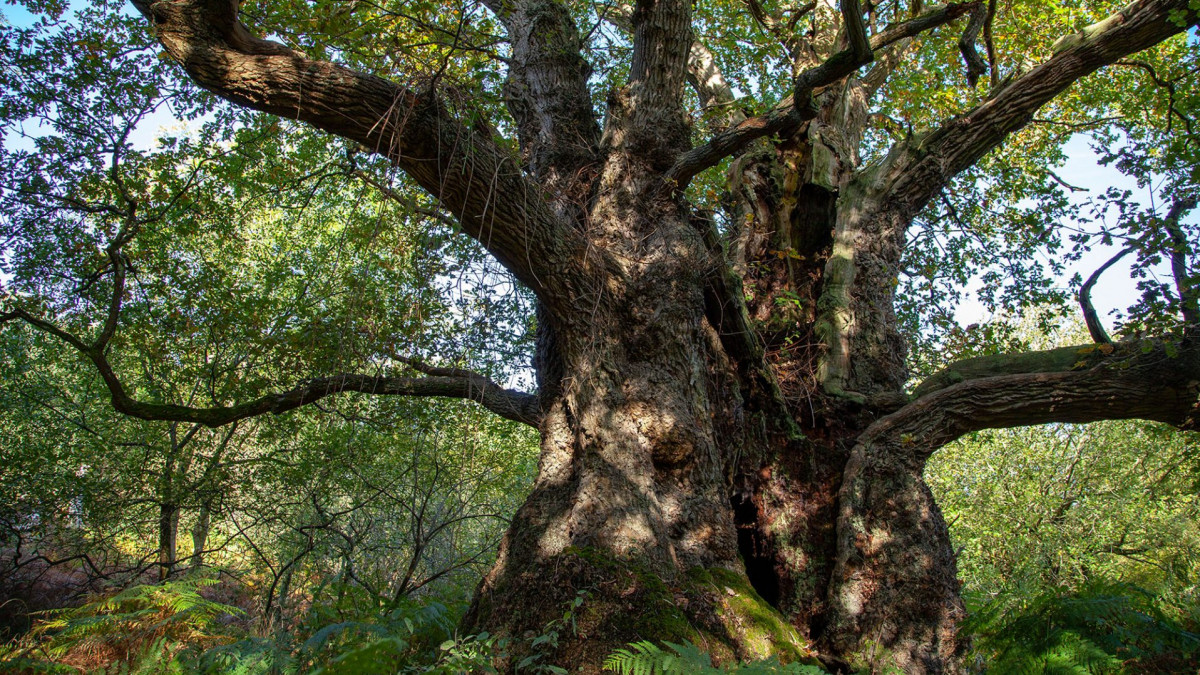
xmin=114 ymin=0 xmax=1200 ymax=671
xmin=190 ymin=503 xmax=211 ymax=571
xmin=158 ymin=503 xmax=180 ymax=582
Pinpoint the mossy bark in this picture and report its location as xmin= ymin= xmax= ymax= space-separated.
xmin=466 ymin=547 xmax=818 ymax=673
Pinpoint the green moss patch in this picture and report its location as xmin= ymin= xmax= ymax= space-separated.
xmin=684 ymin=566 xmax=818 ymax=666
xmin=469 ymin=548 xmax=815 ymax=672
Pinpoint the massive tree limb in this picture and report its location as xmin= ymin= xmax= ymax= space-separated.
xmin=888 ymin=0 xmax=1197 ymax=216
xmin=686 ymin=35 xmax=746 ymax=127
xmin=610 ymin=0 xmax=695 ymax=165
xmin=817 ymin=0 xmax=1197 ymax=397
xmin=894 ymin=339 xmax=1200 ymax=442
xmin=826 ymin=338 xmax=1200 ymax=667
xmin=130 ymin=0 xmax=592 ymax=306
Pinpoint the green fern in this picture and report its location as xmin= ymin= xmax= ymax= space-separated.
xmin=603 ymin=641 xmax=829 ymax=674
xmin=309 ymin=636 xmax=410 ymax=675
xmin=964 ymin=582 xmax=1200 ymax=674
xmin=188 ymin=636 xmax=293 ymax=675
xmin=4 ymin=575 xmax=243 ymax=672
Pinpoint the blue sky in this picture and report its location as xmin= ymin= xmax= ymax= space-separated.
xmin=953 ymin=134 xmax=1174 ymax=332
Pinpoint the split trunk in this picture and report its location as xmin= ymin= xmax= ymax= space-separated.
xmin=126 ymin=0 xmax=1200 ymax=671
xmin=463 ymin=114 xmax=964 ymax=673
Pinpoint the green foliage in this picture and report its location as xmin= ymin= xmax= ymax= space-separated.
xmin=929 ymin=409 xmax=1200 ymax=673
xmin=964 ymin=583 xmax=1200 ymax=674
xmin=929 ymin=418 xmax=1200 ymax=604
xmin=603 ymin=640 xmax=829 ymax=674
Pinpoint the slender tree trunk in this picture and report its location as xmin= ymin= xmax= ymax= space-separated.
xmin=158 ymin=503 xmax=179 ymax=582
xmin=190 ymin=503 xmax=211 ymax=571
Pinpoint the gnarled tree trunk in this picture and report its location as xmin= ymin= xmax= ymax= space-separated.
xmin=104 ymin=0 xmax=1200 ymax=671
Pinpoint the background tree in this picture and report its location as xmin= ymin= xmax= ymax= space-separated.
xmin=2 ymin=0 xmax=1199 ymax=672
xmin=930 ymin=416 xmax=1200 ymax=672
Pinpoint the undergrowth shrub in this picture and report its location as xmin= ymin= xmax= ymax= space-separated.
xmin=0 ymin=576 xmax=242 ymax=673
xmin=963 ymin=582 xmax=1200 ymax=674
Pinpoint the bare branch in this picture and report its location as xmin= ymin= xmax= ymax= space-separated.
xmin=2 ymin=308 xmax=540 ymax=428
xmin=1116 ymin=59 xmax=1196 ymax=136
xmin=351 ymin=168 xmax=462 ymax=230
xmin=1 ymin=307 xmax=91 ymax=353
xmin=1080 ymin=246 xmax=1134 ymax=344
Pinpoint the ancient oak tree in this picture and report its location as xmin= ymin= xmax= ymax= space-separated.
xmin=5 ymin=0 xmax=1200 ymax=670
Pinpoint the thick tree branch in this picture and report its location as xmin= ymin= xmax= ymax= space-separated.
xmin=745 ymin=0 xmax=785 ymax=39
xmin=489 ymin=0 xmax=600 ymax=196
xmin=794 ymin=0 xmax=873 ymax=110
xmin=665 ymin=1 xmax=980 ymax=189
xmin=828 ymin=338 xmax=1200 ymax=654
xmin=818 ymin=0 xmax=1196 ymax=398
xmin=887 ymin=0 xmax=1197 ymax=218
xmin=686 ymin=37 xmax=746 ymax=127
xmin=903 ymin=340 xmax=1200 ymax=441
xmin=615 ymin=0 xmax=694 ymax=165
xmin=4 ymin=204 xmax=541 ymax=429
xmin=957 ymin=0 xmax=989 ymax=86
xmin=664 ymin=0 xmax=877 ymax=190
xmin=605 ymin=4 xmax=741 ymax=126
xmin=1164 ymin=196 xmax=1199 ymax=327
xmin=663 ymin=106 xmax=802 ymax=188
xmin=132 ymin=0 xmax=589 ymax=305
xmin=910 ymin=343 xmax=1086 ymax=398
xmin=629 ymin=0 xmax=693 ymax=100
xmin=1 ymin=305 xmax=541 ymax=427
xmin=869 ymin=1 xmax=980 ymax=51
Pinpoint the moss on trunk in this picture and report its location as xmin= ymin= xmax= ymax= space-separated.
xmin=466 ymin=547 xmax=817 ymax=672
